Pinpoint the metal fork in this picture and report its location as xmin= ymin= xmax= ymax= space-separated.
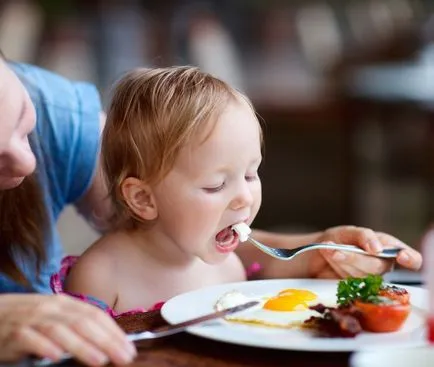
xmin=246 ymin=237 xmax=401 ymax=261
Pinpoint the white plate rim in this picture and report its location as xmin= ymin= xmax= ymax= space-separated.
xmin=161 ymin=278 xmax=428 ymax=352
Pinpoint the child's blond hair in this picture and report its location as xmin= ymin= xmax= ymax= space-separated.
xmin=102 ymin=66 xmax=259 ymax=228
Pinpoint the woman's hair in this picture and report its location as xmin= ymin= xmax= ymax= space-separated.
xmin=0 ymin=168 xmax=48 ymax=286
xmin=0 ymin=55 xmax=48 ymax=286
xmin=102 ymin=66 xmax=258 ymax=229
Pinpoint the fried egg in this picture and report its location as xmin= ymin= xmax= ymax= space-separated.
xmin=215 ymin=288 xmax=335 ymax=329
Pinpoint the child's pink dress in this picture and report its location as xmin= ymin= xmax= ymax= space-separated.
xmin=50 ymin=256 xmax=261 ymax=317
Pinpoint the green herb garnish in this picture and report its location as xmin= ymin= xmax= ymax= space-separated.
xmin=336 ymin=274 xmax=383 ymax=306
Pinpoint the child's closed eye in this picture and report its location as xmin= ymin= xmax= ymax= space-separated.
xmin=203 ymin=182 xmax=225 ymax=193
xmin=245 ymin=173 xmax=259 ymax=182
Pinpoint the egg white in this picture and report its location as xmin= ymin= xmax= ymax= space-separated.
xmin=215 ymin=290 xmax=335 ymax=329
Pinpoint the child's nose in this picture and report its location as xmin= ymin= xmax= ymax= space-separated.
xmin=230 ymin=183 xmax=254 ymax=210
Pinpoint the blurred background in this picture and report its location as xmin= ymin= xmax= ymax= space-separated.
xmin=1 ymin=0 xmax=434 ymax=257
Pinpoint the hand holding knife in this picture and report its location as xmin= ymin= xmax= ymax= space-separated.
xmin=31 ymin=300 xmax=259 ymax=366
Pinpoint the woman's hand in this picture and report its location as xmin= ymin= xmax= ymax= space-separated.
xmin=0 ymin=294 xmax=136 ymax=365
xmin=246 ymin=226 xmax=422 ymax=280
xmin=309 ymin=225 xmax=422 ymax=279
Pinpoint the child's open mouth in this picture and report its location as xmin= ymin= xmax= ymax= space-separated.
xmin=215 ymin=226 xmax=239 ymax=253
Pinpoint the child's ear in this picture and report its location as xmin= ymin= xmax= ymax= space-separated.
xmin=121 ymin=177 xmax=158 ymax=221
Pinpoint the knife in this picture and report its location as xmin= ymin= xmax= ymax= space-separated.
xmin=128 ymin=299 xmax=259 ymax=341
xmin=32 ymin=300 xmax=259 ymax=366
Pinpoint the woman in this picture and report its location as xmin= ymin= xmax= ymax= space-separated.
xmin=0 ymin=55 xmax=422 ymax=364
xmin=0 ymin=56 xmax=136 ymax=365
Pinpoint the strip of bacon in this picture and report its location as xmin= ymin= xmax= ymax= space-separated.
xmin=304 ymin=304 xmax=362 ymax=338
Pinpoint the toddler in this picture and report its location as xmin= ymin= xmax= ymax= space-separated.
xmin=51 ymin=66 xmax=416 ymax=316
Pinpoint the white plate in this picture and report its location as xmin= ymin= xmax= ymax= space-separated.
xmin=350 ymin=347 xmax=434 ymax=367
xmin=161 ymin=279 xmax=428 ymax=352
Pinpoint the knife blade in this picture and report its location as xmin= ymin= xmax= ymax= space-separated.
xmin=32 ymin=300 xmax=259 ymax=366
xmin=129 ymin=299 xmax=259 ymax=341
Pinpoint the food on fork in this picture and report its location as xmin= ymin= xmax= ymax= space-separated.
xmin=232 ymin=223 xmax=252 ymax=242
xmin=305 ymin=275 xmax=411 ymax=336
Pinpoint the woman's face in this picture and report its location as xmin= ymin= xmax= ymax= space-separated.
xmin=0 ymin=60 xmax=36 ymax=190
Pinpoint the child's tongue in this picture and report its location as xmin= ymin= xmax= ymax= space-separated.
xmin=215 ymin=227 xmax=235 ymax=245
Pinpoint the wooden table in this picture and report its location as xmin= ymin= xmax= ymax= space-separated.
xmin=108 ymin=311 xmax=352 ymax=367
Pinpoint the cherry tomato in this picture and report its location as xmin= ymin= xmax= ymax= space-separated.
xmin=379 ymin=286 xmax=410 ymax=305
xmin=354 ymin=299 xmax=410 ymax=333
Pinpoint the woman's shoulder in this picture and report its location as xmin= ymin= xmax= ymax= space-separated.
xmin=10 ymin=62 xmax=101 ymax=113
xmin=11 ymin=63 xmax=103 ymax=209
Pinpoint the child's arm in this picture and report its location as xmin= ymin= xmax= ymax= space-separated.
xmin=236 ymin=226 xmax=422 ymax=280
xmin=64 ymin=251 xmax=118 ymax=312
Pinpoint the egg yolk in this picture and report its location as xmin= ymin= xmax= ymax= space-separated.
xmin=263 ymin=289 xmax=318 ymax=311
xmin=278 ymin=289 xmax=317 ymax=302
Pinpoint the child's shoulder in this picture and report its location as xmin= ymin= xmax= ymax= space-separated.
xmin=62 ymin=233 xmax=129 ymax=307
xmin=65 ymin=232 xmax=129 ymax=286
xmin=81 ymin=231 xmax=131 ymax=261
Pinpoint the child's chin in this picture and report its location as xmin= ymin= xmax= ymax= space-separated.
xmin=200 ymin=250 xmax=232 ymax=265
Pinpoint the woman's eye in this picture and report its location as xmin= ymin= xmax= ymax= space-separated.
xmin=203 ymin=183 xmax=225 ymax=193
